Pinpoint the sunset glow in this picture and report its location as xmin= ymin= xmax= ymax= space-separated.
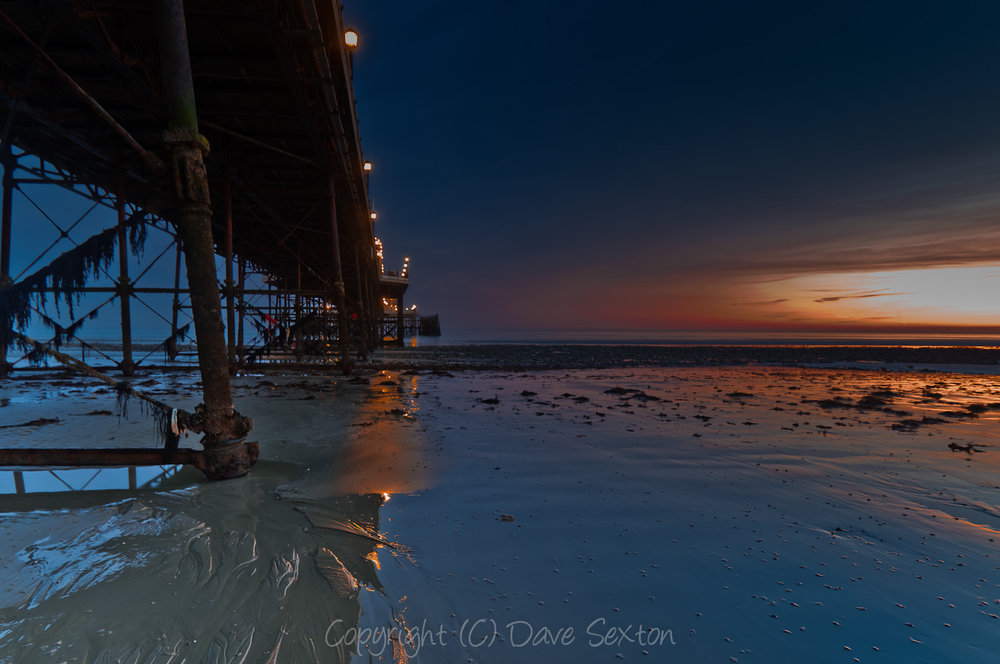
xmin=735 ymin=264 xmax=1000 ymax=331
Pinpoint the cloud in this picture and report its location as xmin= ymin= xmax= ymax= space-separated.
xmin=813 ymin=290 xmax=903 ymax=303
xmin=734 ymin=298 xmax=788 ymax=306
xmin=695 ymin=172 xmax=1000 ymax=279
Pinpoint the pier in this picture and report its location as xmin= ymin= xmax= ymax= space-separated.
xmin=0 ymin=0 xmax=407 ymax=478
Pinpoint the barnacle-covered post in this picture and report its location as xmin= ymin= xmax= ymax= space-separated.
xmin=155 ymin=0 xmax=255 ymax=478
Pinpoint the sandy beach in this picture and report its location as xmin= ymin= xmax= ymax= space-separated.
xmin=2 ymin=351 xmax=1000 ymax=662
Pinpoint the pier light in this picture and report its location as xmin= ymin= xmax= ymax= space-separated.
xmin=370 ymin=211 xmax=377 ymax=220
xmin=363 ymin=161 xmax=373 ymax=172
xmin=344 ymin=28 xmax=359 ymax=49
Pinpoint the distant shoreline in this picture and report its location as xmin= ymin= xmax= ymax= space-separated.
xmin=371 ymin=343 xmax=1000 ymax=372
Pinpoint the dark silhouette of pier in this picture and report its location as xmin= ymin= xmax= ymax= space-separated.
xmin=0 ymin=0 xmax=417 ymax=478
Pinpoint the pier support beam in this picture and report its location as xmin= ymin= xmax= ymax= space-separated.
xmin=115 ymin=173 xmax=135 ymax=376
xmin=0 ymin=144 xmax=13 ymax=377
xmin=169 ymin=240 xmax=182 ymax=359
xmin=156 ymin=0 xmax=253 ymax=478
xmin=396 ymin=294 xmax=404 ymax=346
xmin=223 ymin=170 xmax=236 ymax=370
xmin=353 ymin=246 xmax=369 ymax=359
xmin=237 ymin=253 xmax=245 ymax=364
xmin=328 ymin=177 xmax=353 ymax=374
xmin=0 ymin=447 xmax=257 ymax=478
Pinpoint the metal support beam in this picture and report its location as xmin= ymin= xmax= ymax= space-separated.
xmin=169 ymin=241 xmax=182 ymax=360
xmin=328 ymin=177 xmax=352 ymax=374
xmin=396 ymin=294 xmax=405 ymax=346
xmin=116 ymin=174 xmax=135 ymax=375
xmin=224 ymin=170 xmax=236 ymax=369
xmin=353 ymin=245 xmax=369 ymax=359
xmin=157 ymin=0 xmax=252 ymax=478
xmin=294 ymin=256 xmax=302 ymax=360
xmin=0 ymin=144 xmax=13 ymax=377
xmin=0 ymin=8 xmax=160 ymax=168
xmin=0 ymin=447 xmax=257 ymax=478
xmin=237 ymin=253 xmax=246 ymax=364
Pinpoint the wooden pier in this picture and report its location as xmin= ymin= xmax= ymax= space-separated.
xmin=0 ymin=0 xmax=410 ymax=478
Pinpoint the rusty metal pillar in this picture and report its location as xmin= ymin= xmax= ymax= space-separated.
xmin=0 ymin=144 xmax=13 ymax=377
xmin=223 ymin=170 xmax=235 ymax=370
xmin=156 ymin=0 xmax=254 ymax=478
xmin=115 ymin=174 xmax=136 ymax=375
xmin=328 ymin=177 xmax=353 ymax=374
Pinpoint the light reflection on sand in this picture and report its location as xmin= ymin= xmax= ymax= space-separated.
xmin=2 ymin=365 xmax=1000 ymax=662
xmin=0 ymin=370 xmax=427 ymax=663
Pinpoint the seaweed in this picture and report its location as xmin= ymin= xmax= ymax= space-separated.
xmin=115 ymin=379 xmax=174 ymax=443
xmin=163 ymin=322 xmax=190 ymax=361
xmin=0 ymin=209 xmax=146 ymax=352
xmin=34 ymin=304 xmax=103 ymax=349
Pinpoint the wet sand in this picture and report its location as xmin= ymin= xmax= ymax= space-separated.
xmin=2 ymin=360 xmax=1000 ymax=662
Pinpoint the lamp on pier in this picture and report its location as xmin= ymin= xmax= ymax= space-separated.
xmin=344 ymin=28 xmax=359 ymax=49
xmin=370 ymin=211 xmax=378 ymax=221
xmin=363 ymin=160 xmax=373 ymax=206
xmin=344 ymin=28 xmax=359 ymax=69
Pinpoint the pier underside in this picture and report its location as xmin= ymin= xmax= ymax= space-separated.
xmin=0 ymin=0 xmax=393 ymax=477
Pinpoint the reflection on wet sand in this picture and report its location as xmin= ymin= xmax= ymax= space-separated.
xmin=0 ymin=464 xmax=184 ymax=495
xmin=0 ymin=371 xmax=428 ymax=663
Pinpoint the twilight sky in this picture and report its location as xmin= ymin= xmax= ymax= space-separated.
xmin=348 ymin=0 xmax=1000 ymax=338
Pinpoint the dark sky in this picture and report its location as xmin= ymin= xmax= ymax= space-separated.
xmin=347 ymin=0 xmax=1000 ymax=337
